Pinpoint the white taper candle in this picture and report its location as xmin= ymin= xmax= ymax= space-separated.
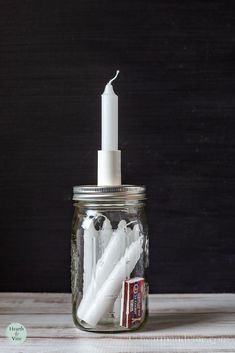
xmin=101 ymin=70 xmax=119 ymax=150
xmin=98 ymin=70 xmax=121 ymax=185
xmin=82 ymin=221 xmax=99 ymax=294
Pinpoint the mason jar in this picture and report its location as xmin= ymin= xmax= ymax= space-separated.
xmin=71 ymin=185 xmax=149 ymax=332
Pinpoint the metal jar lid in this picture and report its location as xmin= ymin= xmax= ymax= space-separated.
xmin=73 ymin=185 xmax=146 ymax=201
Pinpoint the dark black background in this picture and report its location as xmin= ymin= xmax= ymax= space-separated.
xmin=0 ymin=0 xmax=234 ymax=293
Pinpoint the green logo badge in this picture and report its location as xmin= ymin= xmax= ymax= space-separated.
xmin=5 ymin=322 xmax=27 ymax=345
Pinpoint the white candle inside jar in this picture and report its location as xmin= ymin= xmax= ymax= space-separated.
xmin=82 ymin=220 xmax=99 ymax=294
xmin=100 ymin=218 xmax=112 ymax=251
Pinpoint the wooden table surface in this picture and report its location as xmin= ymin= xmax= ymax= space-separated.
xmin=0 ymin=293 xmax=235 ymax=352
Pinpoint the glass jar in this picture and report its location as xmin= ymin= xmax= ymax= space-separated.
xmin=71 ymin=185 xmax=149 ymax=332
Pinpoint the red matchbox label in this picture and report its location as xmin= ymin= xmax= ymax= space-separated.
xmin=120 ymin=277 xmax=144 ymax=328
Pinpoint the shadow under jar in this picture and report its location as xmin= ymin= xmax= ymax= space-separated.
xmin=71 ymin=185 xmax=149 ymax=332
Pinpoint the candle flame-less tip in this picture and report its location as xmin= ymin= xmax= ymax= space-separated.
xmin=108 ymin=70 xmax=120 ymax=85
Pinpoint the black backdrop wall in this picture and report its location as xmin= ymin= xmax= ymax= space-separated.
xmin=0 ymin=0 xmax=234 ymax=293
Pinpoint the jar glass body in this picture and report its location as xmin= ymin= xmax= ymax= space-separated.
xmin=71 ymin=190 xmax=149 ymax=332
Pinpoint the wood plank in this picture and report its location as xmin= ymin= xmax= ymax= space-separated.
xmin=1 ymin=293 xmax=235 ymax=314
xmin=0 ymin=293 xmax=235 ymax=352
xmin=1 ymin=337 xmax=235 ymax=353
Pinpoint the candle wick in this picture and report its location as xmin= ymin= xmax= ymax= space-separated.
xmin=108 ymin=70 xmax=120 ymax=85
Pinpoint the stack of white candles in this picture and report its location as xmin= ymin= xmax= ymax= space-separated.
xmin=78 ymin=216 xmax=143 ymax=326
